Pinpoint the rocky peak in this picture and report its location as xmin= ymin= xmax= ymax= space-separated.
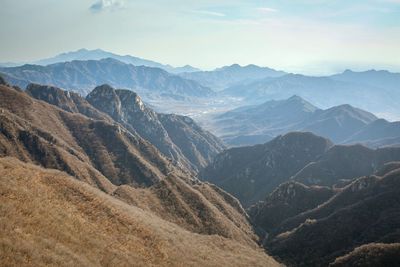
xmin=86 ymin=84 xmax=122 ymax=118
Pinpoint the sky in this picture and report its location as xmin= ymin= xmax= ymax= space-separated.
xmin=0 ymin=0 xmax=400 ymax=74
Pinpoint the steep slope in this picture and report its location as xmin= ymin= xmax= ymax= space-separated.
xmin=210 ymin=95 xmax=378 ymax=146
xmin=0 ymin=157 xmax=280 ymax=267
xmin=201 ymin=132 xmax=333 ymax=207
xmin=248 ymin=181 xmax=335 ymax=235
xmin=292 ymin=144 xmax=400 ymax=187
xmin=0 ymin=83 xmax=265 ymax=251
xmin=86 ymin=84 xmax=225 ymax=171
xmin=266 ymin=170 xmax=400 ymax=266
xmin=330 ymin=243 xmax=400 ymax=267
xmin=0 ymin=58 xmax=213 ymax=98
xmin=0 ymin=84 xmax=172 ymax=189
xmin=26 ymin=83 xmax=108 ymax=120
xmin=180 ymin=64 xmax=286 ymax=91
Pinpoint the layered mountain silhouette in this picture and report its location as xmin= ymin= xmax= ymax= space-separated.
xmin=201 ymin=132 xmax=400 ymax=207
xmin=0 ymin=58 xmax=213 ymax=98
xmin=201 ymin=132 xmax=333 ymax=207
xmin=211 ymin=95 xmax=400 ymax=147
xmin=180 ymin=64 xmax=286 ymax=91
xmin=0 ymin=48 xmax=200 ymax=74
xmin=0 ymin=82 xmax=282 ymax=266
xmin=221 ymin=72 xmax=400 ymax=118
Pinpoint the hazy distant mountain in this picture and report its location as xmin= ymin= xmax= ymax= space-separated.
xmin=2 ymin=48 xmax=201 ymax=74
xmin=180 ymin=64 xmax=286 ymax=91
xmin=200 ymin=132 xmax=333 ymax=207
xmin=0 ymin=58 xmax=213 ymax=99
xmin=330 ymin=69 xmax=400 ymax=91
xmin=221 ymin=73 xmax=400 ymax=118
xmin=211 ymin=95 xmax=378 ymax=146
xmin=344 ymin=119 xmax=400 ymax=146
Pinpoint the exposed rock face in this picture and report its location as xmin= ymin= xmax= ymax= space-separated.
xmin=201 ymin=132 xmax=333 ymax=207
xmin=86 ymin=84 xmax=225 ymax=172
xmin=26 ymin=83 xmax=107 ymax=120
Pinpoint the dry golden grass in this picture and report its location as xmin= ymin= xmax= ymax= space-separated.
xmin=0 ymin=157 xmax=281 ymax=267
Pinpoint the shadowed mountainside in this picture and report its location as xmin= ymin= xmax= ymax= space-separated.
xmin=201 ymin=132 xmax=333 ymax=207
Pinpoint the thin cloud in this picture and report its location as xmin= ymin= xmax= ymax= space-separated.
xmin=192 ymin=10 xmax=226 ymax=17
xmin=257 ymin=7 xmax=279 ymax=13
xmin=90 ymin=0 xmax=125 ymax=13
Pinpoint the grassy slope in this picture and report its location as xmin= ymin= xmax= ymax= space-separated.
xmin=0 ymin=157 xmax=281 ymax=267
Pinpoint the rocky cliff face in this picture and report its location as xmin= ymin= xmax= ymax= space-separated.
xmin=86 ymin=84 xmax=225 ymax=172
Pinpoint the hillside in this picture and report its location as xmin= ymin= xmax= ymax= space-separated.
xmin=0 ymin=157 xmax=280 ymax=267
xmin=248 ymin=182 xmax=335 ymax=235
xmin=265 ymin=170 xmax=400 ymax=266
xmin=200 ymin=132 xmax=333 ymax=207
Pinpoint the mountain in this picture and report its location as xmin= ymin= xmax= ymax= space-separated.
xmin=210 ymin=95 xmax=378 ymax=146
xmin=180 ymin=64 xmax=286 ymax=91
xmin=2 ymin=48 xmax=201 ymax=74
xmin=330 ymin=243 xmax=400 ymax=267
xmin=0 ymin=82 xmax=281 ymax=265
xmin=344 ymin=119 xmax=400 ymax=146
xmin=265 ymin=169 xmax=400 ymax=266
xmin=221 ymin=73 xmax=400 ymax=119
xmin=0 ymin=157 xmax=280 ymax=267
xmin=292 ymin=144 xmax=400 ymax=187
xmin=330 ymin=69 xmax=400 ymax=92
xmin=248 ymin=181 xmax=335 ymax=235
xmin=85 ymin=84 xmax=225 ymax=171
xmin=0 ymin=58 xmax=213 ymax=99
xmin=200 ymin=132 xmax=333 ymax=207
xmin=26 ymin=83 xmax=225 ymax=172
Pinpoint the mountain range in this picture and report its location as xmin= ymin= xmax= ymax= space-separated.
xmin=0 ymin=79 xmax=282 ymax=266
xmin=200 ymin=130 xmax=400 ymax=265
xmin=221 ymin=71 xmax=400 ymax=119
xmin=210 ymin=95 xmax=400 ymax=147
xmin=179 ymin=64 xmax=287 ymax=91
xmin=0 ymin=58 xmax=213 ymax=99
xmin=201 ymin=132 xmax=400 ymax=207
xmin=0 ymin=48 xmax=201 ymax=74
xmin=26 ymin=83 xmax=225 ymax=172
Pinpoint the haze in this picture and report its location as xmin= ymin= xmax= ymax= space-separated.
xmin=1 ymin=0 xmax=400 ymax=74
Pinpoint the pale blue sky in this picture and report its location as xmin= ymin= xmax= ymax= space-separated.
xmin=0 ymin=0 xmax=399 ymax=74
